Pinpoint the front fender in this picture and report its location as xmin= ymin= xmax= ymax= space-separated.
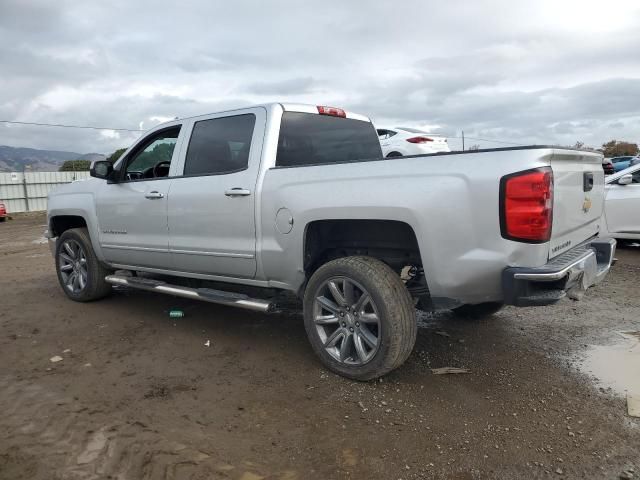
xmin=48 ymin=192 xmax=105 ymax=262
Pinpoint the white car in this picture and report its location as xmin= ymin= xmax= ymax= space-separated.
xmin=376 ymin=127 xmax=450 ymax=157
xmin=602 ymin=163 xmax=640 ymax=240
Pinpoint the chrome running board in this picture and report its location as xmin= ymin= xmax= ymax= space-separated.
xmin=105 ymin=275 xmax=275 ymax=313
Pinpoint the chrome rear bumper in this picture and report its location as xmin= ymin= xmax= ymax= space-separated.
xmin=502 ymin=238 xmax=616 ymax=306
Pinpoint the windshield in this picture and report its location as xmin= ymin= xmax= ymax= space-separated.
xmin=396 ymin=127 xmax=445 ymax=137
xmin=396 ymin=127 xmax=426 ymax=134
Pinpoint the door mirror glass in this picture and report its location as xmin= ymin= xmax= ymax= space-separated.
xmin=90 ymin=160 xmax=114 ymax=180
xmin=617 ymin=174 xmax=633 ymax=186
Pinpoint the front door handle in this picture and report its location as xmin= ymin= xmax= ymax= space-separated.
xmin=225 ymin=188 xmax=251 ymax=197
xmin=145 ymin=191 xmax=164 ymax=199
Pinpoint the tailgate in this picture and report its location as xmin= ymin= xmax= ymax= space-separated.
xmin=548 ymin=149 xmax=604 ymax=258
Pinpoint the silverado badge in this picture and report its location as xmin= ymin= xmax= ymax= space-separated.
xmin=582 ymin=197 xmax=592 ymax=213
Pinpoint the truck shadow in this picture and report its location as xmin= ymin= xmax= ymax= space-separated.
xmin=103 ymin=286 xmax=519 ymax=385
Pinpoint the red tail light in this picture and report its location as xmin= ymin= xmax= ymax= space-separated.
xmin=317 ymin=106 xmax=346 ymax=117
xmin=406 ymin=136 xmax=434 ymax=143
xmin=500 ymin=167 xmax=553 ymax=243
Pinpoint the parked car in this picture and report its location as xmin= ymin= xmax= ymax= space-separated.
xmin=0 ymin=202 xmax=7 ymax=222
xmin=601 ymin=163 xmax=640 ymax=241
xmin=610 ymin=155 xmax=637 ymax=172
xmin=376 ymin=126 xmax=450 ymax=157
xmin=630 ymin=156 xmax=640 ymax=167
xmin=46 ymin=103 xmax=615 ymax=380
xmin=602 ymin=158 xmax=615 ymax=175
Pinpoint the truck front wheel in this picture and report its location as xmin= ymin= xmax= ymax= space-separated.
xmin=303 ymin=256 xmax=417 ymax=381
xmin=55 ymin=228 xmax=113 ymax=302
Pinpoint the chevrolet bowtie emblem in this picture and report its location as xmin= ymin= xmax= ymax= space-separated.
xmin=582 ymin=197 xmax=592 ymax=213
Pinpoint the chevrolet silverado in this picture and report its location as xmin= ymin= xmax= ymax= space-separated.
xmin=46 ymin=103 xmax=615 ymax=380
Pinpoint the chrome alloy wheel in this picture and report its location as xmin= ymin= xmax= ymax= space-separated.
xmin=313 ymin=277 xmax=381 ymax=365
xmin=58 ymin=239 xmax=88 ymax=294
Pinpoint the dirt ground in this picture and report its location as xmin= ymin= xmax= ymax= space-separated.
xmin=1 ymin=213 xmax=638 ymax=480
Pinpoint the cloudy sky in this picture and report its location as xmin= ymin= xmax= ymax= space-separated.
xmin=1 ymin=0 xmax=639 ymax=154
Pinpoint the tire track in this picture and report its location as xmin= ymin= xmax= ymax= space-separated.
xmin=0 ymin=376 xmax=285 ymax=480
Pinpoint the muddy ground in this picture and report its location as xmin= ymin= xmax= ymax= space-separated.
xmin=0 ymin=213 xmax=638 ymax=480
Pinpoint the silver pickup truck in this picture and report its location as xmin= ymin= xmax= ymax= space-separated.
xmin=47 ymin=103 xmax=615 ymax=380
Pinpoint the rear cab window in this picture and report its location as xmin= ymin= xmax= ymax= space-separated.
xmin=276 ymin=112 xmax=382 ymax=167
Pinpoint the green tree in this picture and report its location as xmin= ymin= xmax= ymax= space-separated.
xmin=59 ymin=160 xmax=91 ymax=171
xmin=130 ymin=143 xmax=174 ymax=170
xmin=601 ymin=140 xmax=638 ymax=157
xmin=106 ymin=147 xmax=127 ymax=164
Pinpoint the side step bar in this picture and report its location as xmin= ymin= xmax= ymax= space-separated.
xmin=105 ymin=275 xmax=275 ymax=313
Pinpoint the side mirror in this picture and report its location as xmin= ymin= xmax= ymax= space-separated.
xmin=617 ymin=174 xmax=633 ymax=186
xmin=90 ymin=160 xmax=114 ymax=180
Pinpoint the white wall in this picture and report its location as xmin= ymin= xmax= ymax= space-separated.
xmin=0 ymin=171 xmax=91 ymax=213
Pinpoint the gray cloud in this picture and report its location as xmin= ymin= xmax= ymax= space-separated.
xmin=0 ymin=0 xmax=639 ymax=154
xmin=246 ymin=77 xmax=315 ymax=95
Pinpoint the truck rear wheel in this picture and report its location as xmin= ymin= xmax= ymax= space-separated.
xmin=303 ymin=256 xmax=417 ymax=381
xmin=55 ymin=228 xmax=112 ymax=302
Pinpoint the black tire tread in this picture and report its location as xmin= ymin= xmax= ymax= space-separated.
xmin=303 ymin=256 xmax=417 ymax=381
xmin=55 ymin=227 xmax=112 ymax=302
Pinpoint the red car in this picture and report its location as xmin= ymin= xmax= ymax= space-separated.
xmin=602 ymin=158 xmax=615 ymax=175
xmin=0 ymin=202 xmax=7 ymax=222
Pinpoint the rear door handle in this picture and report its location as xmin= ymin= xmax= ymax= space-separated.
xmin=145 ymin=191 xmax=164 ymax=199
xmin=224 ymin=188 xmax=251 ymax=197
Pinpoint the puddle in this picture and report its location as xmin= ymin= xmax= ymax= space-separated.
xmin=580 ymin=331 xmax=640 ymax=396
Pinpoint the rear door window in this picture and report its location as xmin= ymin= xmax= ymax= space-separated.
xmin=377 ymin=129 xmax=397 ymax=140
xmin=184 ymin=114 xmax=256 ymax=176
xmin=276 ymin=112 xmax=382 ymax=167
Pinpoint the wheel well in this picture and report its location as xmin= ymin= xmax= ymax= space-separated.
xmin=386 ymin=151 xmax=403 ymax=157
xmin=303 ymin=220 xmax=422 ymax=275
xmin=50 ymin=215 xmax=87 ymax=237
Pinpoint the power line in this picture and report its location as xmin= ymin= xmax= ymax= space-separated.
xmin=448 ymin=135 xmax=524 ymax=146
xmin=0 ymin=119 xmax=529 ymax=146
xmin=0 ymin=119 xmax=144 ymax=132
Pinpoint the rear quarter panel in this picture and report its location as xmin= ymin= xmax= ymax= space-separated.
xmin=259 ymin=149 xmax=557 ymax=305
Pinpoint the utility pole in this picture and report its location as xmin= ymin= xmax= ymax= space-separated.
xmin=22 ymin=164 xmax=30 ymax=212
xmin=462 ymin=130 xmax=465 ymax=151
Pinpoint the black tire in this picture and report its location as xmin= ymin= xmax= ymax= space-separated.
xmin=55 ymin=227 xmax=112 ymax=302
xmin=386 ymin=151 xmax=403 ymax=158
xmin=303 ymin=256 xmax=417 ymax=381
xmin=452 ymin=302 xmax=503 ymax=319
xmin=0 ymin=217 xmax=6 ymax=222
xmin=616 ymin=239 xmax=639 ymax=248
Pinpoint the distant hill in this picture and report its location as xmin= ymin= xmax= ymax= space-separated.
xmin=0 ymin=146 xmax=106 ymax=172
